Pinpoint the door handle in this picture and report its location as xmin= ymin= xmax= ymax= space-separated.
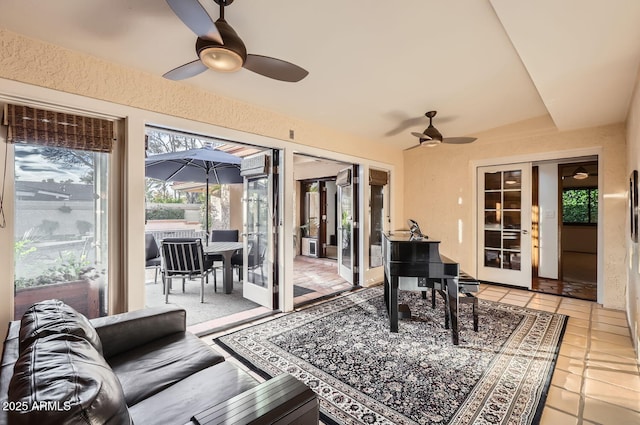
xmin=522 ymin=230 xmax=528 ymax=235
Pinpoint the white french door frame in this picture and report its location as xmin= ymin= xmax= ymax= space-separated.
xmin=470 ymin=147 xmax=604 ymax=303
xmin=337 ymin=165 xmax=359 ymax=284
xmin=476 ymin=163 xmax=532 ymax=288
xmin=241 ymin=150 xmax=278 ymax=309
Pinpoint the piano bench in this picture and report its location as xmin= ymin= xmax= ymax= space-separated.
xmin=458 ymin=272 xmax=479 ymax=332
xmin=459 ymin=293 xmax=479 ymax=332
xmin=458 ymin=271 xmax=480 ymax=294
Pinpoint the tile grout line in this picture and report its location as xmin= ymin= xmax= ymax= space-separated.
xmin=575 ymin=302 xmax=594 ymax=424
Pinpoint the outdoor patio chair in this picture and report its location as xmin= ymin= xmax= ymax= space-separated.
xmin=161 ymin=238 xmax=218 ymax=303
xmin=208 ymin=229 xmax=240 ymax=263
xmin=210 ymin=229 xmax=239 ymax=242
xmin=231 ymin=240 xmax=266 ymax=283
xmin=145 ymin=233 xmax=162 ymax=284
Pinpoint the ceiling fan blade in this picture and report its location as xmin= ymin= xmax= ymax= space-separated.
xmin=385 ymin=115 xmax=426 ymax=136
xmin=163 ymin=59 xmax=209 ymax=80
xmin=442 ymin=137 xmax=477 ymax=144
xmin=411 ymin=132 xmax=427 ymax=139
xmin=166 ymin=0 xmax=223 ymax=44
xmin=404 ymin=143 xmax=427 ymax=151
xmin=244 ymin=54 xmax=308 ymax=82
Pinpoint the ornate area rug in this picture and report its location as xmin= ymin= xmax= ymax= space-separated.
xmin=215 ymin=287 xmax=567 ymax=425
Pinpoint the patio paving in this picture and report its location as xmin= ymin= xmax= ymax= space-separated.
xmin=145 ymin=269 xmax=260 ymax=326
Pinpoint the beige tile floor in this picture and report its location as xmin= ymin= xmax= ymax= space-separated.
xmin=206 ymin=284 xmax=640 ymax=425
xmin=476 ymin=284 xmax=640 ymax=425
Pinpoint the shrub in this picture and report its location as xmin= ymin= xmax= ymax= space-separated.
xmin=145 ymin=208 xmax=185 ymax=220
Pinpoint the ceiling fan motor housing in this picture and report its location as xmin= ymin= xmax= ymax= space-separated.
xmin=423 ymin=125 xmax=443 ymax=142
xmin=196 ymin=19 xmax=247 ymax=71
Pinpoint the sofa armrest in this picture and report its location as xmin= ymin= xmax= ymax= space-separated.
xmin=189 ymin=373 xmax=318 ymax=425
xmin=91 ymin=305 xmax=186 ymax=359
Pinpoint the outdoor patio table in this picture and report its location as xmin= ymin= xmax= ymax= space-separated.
xmin=204 ymin=242 xmax=244 ymax=294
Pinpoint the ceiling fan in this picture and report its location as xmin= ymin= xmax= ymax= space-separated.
xmin=163 ymin=0 xmax=308 ymax=82
xmin=407 ymin=111 xmax=477 ymax=150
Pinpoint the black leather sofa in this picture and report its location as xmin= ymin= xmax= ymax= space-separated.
xmin=0 ymin=300 xmax=318 ymax=424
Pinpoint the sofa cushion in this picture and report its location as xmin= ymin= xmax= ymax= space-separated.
xmin=128 ymin=361 xmax=257 ymax=425
xmin=8 ymin=333 xmax=131 ymax=425
xmin=91 ymin=305 xmax=186 ymax=359
xmin=108 ymin=331 xmax=225 ymax=406
xmin=19 ymin=299 xmax=103 ymax=355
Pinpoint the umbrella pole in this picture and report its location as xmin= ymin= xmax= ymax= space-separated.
xmin=205 ymin=174 xmax=210 ymax=246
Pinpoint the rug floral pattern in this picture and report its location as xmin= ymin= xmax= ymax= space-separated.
xmin=216 ymin=287 xmax=566 ymax=425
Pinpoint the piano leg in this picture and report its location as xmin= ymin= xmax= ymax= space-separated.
xmin=444 ymin=292 xmax=450 ymax=330
xmin=384 ymin=274 xmax=399 ymax=333
xmin=446 ymin=277 xmax=460 ymax=345
xmin=384 ymin=273 xmax=389 ymax=312
xmin=472 ymin=295 xmax=479 ymax=332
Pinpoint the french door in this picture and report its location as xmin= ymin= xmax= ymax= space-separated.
xmin=241 ymin=151 xmax=278 ymax=309
xmin=477 ymin=163 xmax=532 ymax=288
xmin=337 ymin=166 xmax=358 ymax=284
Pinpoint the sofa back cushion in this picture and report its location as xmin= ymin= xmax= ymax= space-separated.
xmin=19 ymin=299 xmax=103 ymax=355
xmin=8 ymin=333 xmax=131 ymax=425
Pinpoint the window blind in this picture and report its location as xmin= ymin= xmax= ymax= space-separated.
xmin=3 ymin=104 xmax=114 ymax=153
xmin=369 ymin=169 xmax=389 ymax=186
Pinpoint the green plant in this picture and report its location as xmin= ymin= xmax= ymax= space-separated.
xmin=149 ymin=194 xmax=184 ymax=204
xmin=145 ymin=208 xmax=185 ymax=220
xmin=14 ymin=247 xmax=99 ymax=289
xmin=563 ymin=188 xmax=598 ymax=224
xmin=14 ymin=239 xmax=36 ymax=260
xmin=14 ymin=229 xmax=39 ymax=260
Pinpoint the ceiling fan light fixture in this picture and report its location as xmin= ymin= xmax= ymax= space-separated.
xmin=573 ymin=166 xmax=589 ymax=180
xmin=422 ymin=139 xmax=440 ymax=147
xmin=427 ymin=133 xmax=443 ymax=143
xmin=199 ymin=47 xmax=243 ymax=72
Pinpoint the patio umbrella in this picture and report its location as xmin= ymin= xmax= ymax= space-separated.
xmin=145 ymin=146 xmax=243 ymax=242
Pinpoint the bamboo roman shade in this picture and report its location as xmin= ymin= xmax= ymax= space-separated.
xmin=3 ymin=104 xmax=114 ymax=153
xmin=369 ymin=169 xmax=389 ymax=186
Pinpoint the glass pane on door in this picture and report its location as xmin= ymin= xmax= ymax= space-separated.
xmin=245 ymin=177 xmax=268 ymax=287
xmin=483 ymin=170 xmax=522 ymax=271
xmin=369 ymin=184 xmax=384 ymax=268
xmin=339 ymin=184 xmax=352 ymax=270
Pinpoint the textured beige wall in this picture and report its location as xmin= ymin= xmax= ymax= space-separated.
xmin=626 ymin=71 xmax=640 ymax=357
xmin=404 ymin=115 xmax=627 ymax=310
xmin=0 ymin=29 xmax=401 ymax=165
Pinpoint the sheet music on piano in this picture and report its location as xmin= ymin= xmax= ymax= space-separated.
xmin=407 ymin=218 xmax=427 ymax=240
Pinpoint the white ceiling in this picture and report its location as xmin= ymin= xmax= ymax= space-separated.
xmin=1 ymin=0 xmax=639 ymax=150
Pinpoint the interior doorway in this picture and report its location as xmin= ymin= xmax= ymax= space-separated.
xmin=293 ymin=154 xmax=355 ymax=306
xmin=531 ymin=159 xmax=598 ymax=301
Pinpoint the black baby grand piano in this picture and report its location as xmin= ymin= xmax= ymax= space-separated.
xmin=382 ymin=223 xmax=479 ymax=345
